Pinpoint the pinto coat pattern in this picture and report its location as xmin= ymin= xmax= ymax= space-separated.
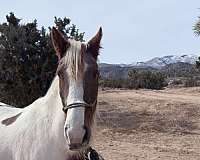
xmin=0 ymin=27 xmax=102 ymax=160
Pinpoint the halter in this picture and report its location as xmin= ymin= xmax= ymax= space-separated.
xmin=62 ymin=100 xmax=97 ymax=114
xmin=84 ymin=147 xmax=105 ymax=160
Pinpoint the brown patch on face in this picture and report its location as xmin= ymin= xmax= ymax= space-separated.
xmin=82 ymin=29 xmax=102 ymax=126
xmin=1 ymin=112 xmax=22 ymax=126
xmin=83 ymin=53 xmax=99 ymax=127
xmin=81 ymin=43 xmax=87 ymax=54
xmin=56 ymin=62 xmax=69 ymax=108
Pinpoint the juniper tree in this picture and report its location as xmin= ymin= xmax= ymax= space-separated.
xmin=194 ymin=15 xmax=200 ymax=68
xmin=0 ymin=12 xmax=84 ymax=107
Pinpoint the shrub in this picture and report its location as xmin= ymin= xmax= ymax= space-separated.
xmin=184 ymin=77 xmax=199 ymax=87
xmin=99 ymin=78 xmax=128 ymax=88
xmin=128 ymin=69 xmax=167 ymax=90
xmin=0 ymin=13 xmax=84 ymax=107
xmin=99 ymin=69 xmax=167 ymax=90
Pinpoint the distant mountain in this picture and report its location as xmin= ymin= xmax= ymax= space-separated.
xmin=100 ymin=54 xmax=198 ymax=69
xmin=135 ymin=54 xmax=198 ymax=69
xmin=109 ymin=54 xmax=198 ymax=69
xmin=99 ymin=54 xmax=199 ymax=79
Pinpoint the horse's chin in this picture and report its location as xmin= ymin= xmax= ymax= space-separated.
xmin=65 ymin=135 xmax=91 ymax=152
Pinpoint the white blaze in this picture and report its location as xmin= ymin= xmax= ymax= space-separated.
xmin=62 ymin=39 xmax=86 ymax=145
xmin=64 ymin=78 xmax=86 ymax=144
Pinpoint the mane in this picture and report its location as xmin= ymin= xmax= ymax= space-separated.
xmin=63 ymin=39 xmax=83 ymax=80
xmin=44 ymin=76 xmax=59 ymax=101
xmin=45 ymin=39 xmax=83 ymax=100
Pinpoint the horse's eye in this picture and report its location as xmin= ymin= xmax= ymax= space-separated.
xmin=57 ymin=70 xmax=64 ymax=78
xmin=93 ymin=71 xmax=99 ymax=79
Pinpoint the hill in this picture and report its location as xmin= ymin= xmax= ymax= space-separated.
xmin=99 ymin=54 xmax=199 ymax=79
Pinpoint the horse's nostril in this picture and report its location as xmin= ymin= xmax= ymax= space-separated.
xmin=83 ymin=126 xmax=91 ymax=143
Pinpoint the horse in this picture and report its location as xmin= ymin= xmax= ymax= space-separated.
xmin=0 ymin=26 xmax=102 ymax=160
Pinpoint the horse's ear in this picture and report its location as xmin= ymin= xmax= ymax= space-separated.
xmin=51 ymin=27 xmax=69 ymax=59
xmin=87 ymin=27 xmax=103 ymax=60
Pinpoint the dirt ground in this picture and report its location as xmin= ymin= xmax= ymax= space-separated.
xmin=93 ymin=87 xmax=200 ymax=160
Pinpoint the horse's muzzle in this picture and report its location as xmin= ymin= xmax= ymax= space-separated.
xmin=66 ymin=126 xmax=91 ymax=151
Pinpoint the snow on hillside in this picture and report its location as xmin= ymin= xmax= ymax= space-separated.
xmin=118 ymin=54 xmax=198 ymax=69
xmin=100 ymin=54 xmax=198 ymax=69
xmin=136 ymin=54 xmax=198 ymax=68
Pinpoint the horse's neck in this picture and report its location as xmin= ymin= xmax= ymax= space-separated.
xmin=44 ymin=76 xmax=61 ymax=105
xmin=26 ymin=75 xmax=64 ymax=125
xmin=26 ymin=76 xmax=65 ymax=133
xmin=42 ymin=76 xmax=62 ymax=111
xmin=24 ymin=76 xmax=67 ymax=150
xmin=37 ymin=76 xmax=65 ymax=123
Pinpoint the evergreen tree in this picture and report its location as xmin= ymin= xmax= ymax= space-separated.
xmin=0 ymin=12 xmax=84 ymax=107
xmin=194 ymin=15 xmax=200 ymax=68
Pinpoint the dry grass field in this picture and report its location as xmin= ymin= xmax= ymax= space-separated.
xmin=93 ymin=87 xmax=200 ymax=160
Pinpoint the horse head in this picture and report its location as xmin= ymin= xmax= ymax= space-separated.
xmin=51 ymin=27 xmax=102 ymax=151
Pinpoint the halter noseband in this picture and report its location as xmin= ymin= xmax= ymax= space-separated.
xmin=62 ymin=100 xmax=97 ymax=114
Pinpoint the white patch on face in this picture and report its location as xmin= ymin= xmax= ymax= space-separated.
xmin=66 ymin=79 xmax=85 ymax=105
xmin=64 ymin=77 xmax=86 ymax=145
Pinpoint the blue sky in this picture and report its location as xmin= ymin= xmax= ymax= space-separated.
xmin=1 ymin=0 xmax=200 ymax=64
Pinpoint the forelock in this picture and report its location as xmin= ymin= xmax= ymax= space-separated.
xmin=59 ymin=39 xmax=84 ymax=80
